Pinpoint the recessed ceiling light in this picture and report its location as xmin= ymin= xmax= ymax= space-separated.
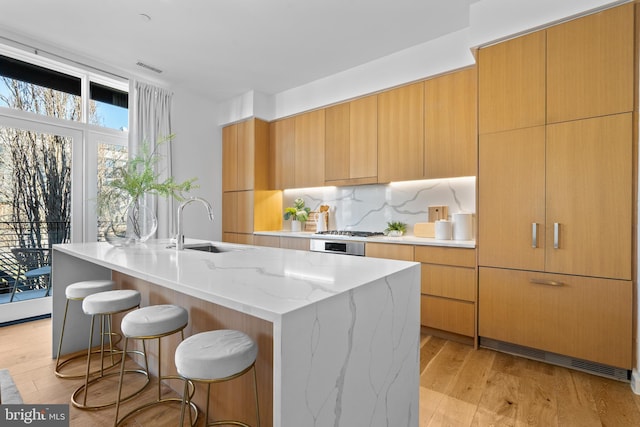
xmin=139 ymin=13 xmax=151 ymax=22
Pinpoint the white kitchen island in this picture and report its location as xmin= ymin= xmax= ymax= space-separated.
xmin=52 ymin=240 xmax=420 ymax=427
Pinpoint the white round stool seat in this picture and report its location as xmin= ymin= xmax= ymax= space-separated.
xmin=65 ymin=280 xmax=115 ymax=300
xmin=175 ymin=330 xmax=258 ymax=380
xmin=121 ymin=305 xmax=189 ymax=338
xmin=82 ymin=290 xmax=141 ymax=316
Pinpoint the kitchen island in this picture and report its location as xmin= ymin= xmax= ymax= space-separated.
xmin=52 ymin=240 xmax=420 ymax=427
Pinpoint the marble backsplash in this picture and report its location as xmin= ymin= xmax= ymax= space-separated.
xmin=282 ymin=176 xmax=476 ymax=235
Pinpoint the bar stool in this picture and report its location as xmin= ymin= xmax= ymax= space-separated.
xmin=71 ymin=289 xmax=145 ymax=410
xmin=55 ymin=279 xmax=118 ymax=379
xmin=175 ymin=329 xmax=260 ymax=427
xmin=114 ymin=304 xmax=194 ymax=426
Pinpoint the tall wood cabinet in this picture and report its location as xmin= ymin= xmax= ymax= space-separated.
xmin=477 ymin=4 xmax=635 ymax=370
xmin=222 ymin=118 xmax=282 ymax=244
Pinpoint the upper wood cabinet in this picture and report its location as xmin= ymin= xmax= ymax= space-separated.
xmin=222 ymin=124 xmax=238 ymax=191
xmin=270 ymin=117 xmax=295 ymax=190
xmin=424 ymin=67 xmax=477 ymax=178
xmin=294 ymin=109 xmax=325 ymax=188
xmin=478 ymin=30 xmax=546 ymax=134
xmin=377 ymin=82 xmax=424 ymax=183
xmin=546 ymin=3 xmax=634 ymax=123
xmin=325 ymin=95 xmax=377 ymax=185
xmin=222 ymin=118 xmax=270 ymax=191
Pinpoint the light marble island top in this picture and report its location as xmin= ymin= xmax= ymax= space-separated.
xmin=52 ymin=239 xmax=421 ymax=427
xmin=53 ymin=239 xmax=418 ymax=322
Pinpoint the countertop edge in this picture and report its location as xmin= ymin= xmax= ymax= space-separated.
xmin=254 ymin=231 xmax=476 ymax=248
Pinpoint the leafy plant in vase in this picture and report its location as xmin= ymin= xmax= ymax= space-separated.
xmin=283 ymin=198 xmax=311 ymax=232
xmin=384 ymin=221 xmax=407 ymax=237
xmin=99 ymin=135 xmax=198 ymax=245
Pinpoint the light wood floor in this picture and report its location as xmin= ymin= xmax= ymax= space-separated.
xmin=2 ymin=318 xmax=640 ymax=426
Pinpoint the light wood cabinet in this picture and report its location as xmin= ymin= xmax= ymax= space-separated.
xmin=545 ymin=114 xmax=632 ymax=279
xmin=223 ymin=118 xmax=281 ymax=244
xmin=270 ymin=117 xmax=295 ymax=190
xmin=424 ymin=67 xmax=477 ymax=178
xmin=415 ymin=246 xmax=476 ymax=343
xmin=479 ymin=267 xmax=632 ymax=369
xmin=479 ymin=115 xmax=632 ymax=280
xmin=325 ymin=95 xmax=378 ymax=185
xmin=279 ymin=237 xmax=309 ymax=251
xmin=478 ymin=30 xmax=545 ymax=134
xmin=365 ymin=242 xmax=414 ymax=261
xmin=253 ymin=235 xmax=280 ymax=248
xmin=377 ymin=82 xmax=424 ymax=182
xmin=546 ymin=3 xmax=634 ymax=123
xmin=294 ymin=109 xmax=325 ymax=188
xmin=478 ymin=126 xmax=546 ymax=271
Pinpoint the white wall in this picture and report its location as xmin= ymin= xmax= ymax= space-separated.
xmin=171 ymin=87 xmax=220 ymax=241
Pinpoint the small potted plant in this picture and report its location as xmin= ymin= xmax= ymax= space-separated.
xmin=384 ymin=221 xmax=407 ymax=237
xmin=284 ymin=198 xmax=311 ymax=232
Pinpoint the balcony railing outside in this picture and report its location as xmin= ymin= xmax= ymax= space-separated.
xmin=0 ymin=221 xmax=70 ymax=303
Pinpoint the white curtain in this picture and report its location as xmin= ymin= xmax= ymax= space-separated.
xmin=133 ymin=81 xmax=174 ymax=239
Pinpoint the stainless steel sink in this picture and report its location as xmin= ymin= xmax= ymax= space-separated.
xmin=184 ymin=243 xmax=232 ymax=253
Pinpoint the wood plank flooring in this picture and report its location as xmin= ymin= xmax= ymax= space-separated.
xmin=2 ymin=318 xmax=640 ymax=426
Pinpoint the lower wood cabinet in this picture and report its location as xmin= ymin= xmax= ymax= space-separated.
xmin=415 ymin=246 xmax=476 ymax=345
xmin=253 ymin=235 xmax=281 ymax=248
xmin=478 ymin=267 xmax=632 ymax=369
xmin=366 ymin=243 xmax=477 ymax=345
xmin=279 ymin=237 xmax=310 ymax=251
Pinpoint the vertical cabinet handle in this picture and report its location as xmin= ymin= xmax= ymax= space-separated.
xmin=532 ymin=223 xmax=538 ymax=248
xmin=554 ymin=223 xmax=560 ymax=249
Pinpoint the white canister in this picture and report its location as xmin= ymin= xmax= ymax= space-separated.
xmin=452 ymin=213 xmax=473 ymax=240
xmin=315 ymin=212 xmax=327 ymax=232
xmin=434 ymin=219 xmax=452 ymax=240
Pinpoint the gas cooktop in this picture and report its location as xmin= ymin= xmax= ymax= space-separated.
xmin=315 ymin=230 xmax=384 ymax=237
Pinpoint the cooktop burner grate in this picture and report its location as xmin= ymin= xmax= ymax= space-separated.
xmin=315 ymin=230 xmax=384 ymax=237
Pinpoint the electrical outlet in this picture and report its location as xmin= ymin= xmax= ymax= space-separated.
xmin=428 ymin=205 xmax=448 ymax=222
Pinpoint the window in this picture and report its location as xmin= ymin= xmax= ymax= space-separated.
xmin=0 ymin=47 xmax=128 ymax=319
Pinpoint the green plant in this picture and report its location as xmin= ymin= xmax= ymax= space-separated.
xmin=385 ymin=221 xmax=407 ymax=234
xmin=107 ymin=135 xmax=198 ymax=202
xmin=283 ymin=197 xmax=311 ymax=222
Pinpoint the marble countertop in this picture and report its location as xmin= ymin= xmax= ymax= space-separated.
xmin=254 ymin=230 xmax=476 ymax=248
xmin=53 ymin=239 xmax=418 ymax=323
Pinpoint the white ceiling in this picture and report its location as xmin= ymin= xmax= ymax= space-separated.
xmin=0 ymin=0 xmax=473 ymax=102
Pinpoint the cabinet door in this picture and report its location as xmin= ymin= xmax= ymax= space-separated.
xmin=222 ymin=124 xmax=238 ymax=192
xmin=547 ymin=3 xmax=634 ymax=123
xmin=478 ymin=127 xmax=545 ymax=271
xmin=479 ymin=267 xmax=632 ymax=369
xmin=349 ymin=95 xmax=377 ymax=182
xmin=546 ymin=114 xmax=632 ymax=279
xmin=272 ymin=117 xmax=295 ymax=190
xmin=279 ymin=237 xmax=309 ymax=251
xmin=325 ymin=102 xmax=350 ymax=182
xmin=294 ymin=109 xmax=325 ymax=188
xmin=478 ymin=31 xmax=545 ymax=134
xmin=425 ymin=67 xmax=477 ymax=178
xmin=377 ymin=82 xmax=424 ymax=182
xmin=236 ymin=190 xmax=254 ymax=234
xmin=222 ymin=192 xmax=237 ymax=233
xmin=236 ymin=119 xmax=254 ymax=191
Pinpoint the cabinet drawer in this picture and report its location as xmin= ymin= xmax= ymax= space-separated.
xmin=280 ymin=237 xmax=309 ymax=251
xmin=253 ymin=235 xmax=280 ymax=248
xmin=479 ymin=267 xmax=632 ymax=368
xmin=414 ymin=245 xmax=475 ymax=267
xmin=365 ymin=242 xmax=414 ymax=261
xmin=421 ymin=295 xmax=474 ymax=337
xmin=421 ymin=264 xmax=475 ymax=301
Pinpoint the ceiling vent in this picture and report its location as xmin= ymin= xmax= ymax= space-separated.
xmin=136 ymin=61 xmax=163 ymax=74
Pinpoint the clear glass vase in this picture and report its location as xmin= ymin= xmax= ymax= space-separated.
xmin=126 ymin=197 xmax=158 ymax=242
